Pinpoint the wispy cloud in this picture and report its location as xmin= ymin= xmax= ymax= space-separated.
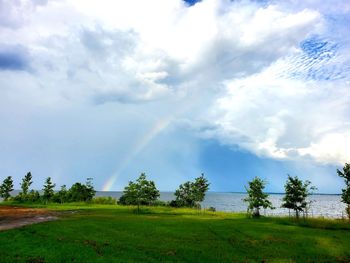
xmin=0 ymin=0 xmax=349 ymax=190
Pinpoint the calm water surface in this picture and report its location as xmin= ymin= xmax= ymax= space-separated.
xmin=97 ymin=191 xmax=346 ymax=218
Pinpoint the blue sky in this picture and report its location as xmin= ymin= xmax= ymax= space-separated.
xmin=0 ymin=0 xmax=349 ymax=193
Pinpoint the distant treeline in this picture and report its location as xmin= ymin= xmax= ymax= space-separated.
xmin=0 ymin=172 xmax=95 ymax=204
xmin=1 ymin=163 xmax=349 ymax=219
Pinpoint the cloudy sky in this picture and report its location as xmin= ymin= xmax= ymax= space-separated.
xmin=0 ymin=0 xmax=349 ymax=192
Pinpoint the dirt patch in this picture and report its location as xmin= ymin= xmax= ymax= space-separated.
xmin=0 ymin=206 xmax=58 ymax=231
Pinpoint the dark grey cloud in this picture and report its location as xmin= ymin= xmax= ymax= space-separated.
xmin=0 ymin=45 xmax=29 ymax=71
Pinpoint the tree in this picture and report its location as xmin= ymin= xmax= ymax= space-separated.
xmin=20 ymin=172 xmax=33 ymax=196
xmin=243 ymin=177 xmax=274 ymax=217
xmin=54 ymin=185 xmax=68 ymax=204
xmin=281 ymin=175 xmax=316 ymax=219
xmin=173 ymin=181 xmax=195 ymax=207
xmin=27 ymin=190 xmax=41 ymax=202
xmin=42 ymin=177 xmax=56 ymax=203
xmin=119 ymin=173 xmax=160 ymax=212
xmin=0 ymin=176 xmax=14 ymax=201
xmin=14 ymin=171 xmax=34 ymax=201
xmin=192 ymin=174 xmax=210 ymax=204
xmin=85 ymin=177 xmax=96 ymax=201
xmin=68 ymin=179 xmax=96 ymax=202
xmin=172 ymin=173 xmax=210 ymax=208
xmin=337 ymin=163 xmax=350 ymax=219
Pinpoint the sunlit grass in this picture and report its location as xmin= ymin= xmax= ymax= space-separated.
xmin=0 ymin=202 xmax=349 ymax=262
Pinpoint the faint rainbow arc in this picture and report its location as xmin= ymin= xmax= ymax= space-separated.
xmin=101 ymin=116 xmax=173 ymax=191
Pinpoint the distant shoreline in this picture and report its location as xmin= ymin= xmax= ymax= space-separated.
xmin=8 ymin=190 xmax=341 ymax=195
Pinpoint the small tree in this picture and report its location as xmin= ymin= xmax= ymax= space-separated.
xmin=173 ymin=173 xmax=210 ymax=208
xmin=119 ymin=173 xmax=160 ymax=212
xmin=14 ymin=171 xmax=34 ymax=201
xmin=27 ymin=190 xmax=41 ymax=202
xmin=244 ymin=177 xmax=274 ymax=217
xmin=192 ymin=174 xmax=210 ymax=205
xmin=85 ymin=178 xmax=96 ymax=201
xmin=173 ymin=181 xmax=195 ymax=207
xmin=282 ymin=175 xmax=316 ymax=219
xmin=68 ymin=179 xmax=96 ymax=202
xmin=0 ymin=176 xmax=14 ymax=201
xmin=42 ymin=177 xmax=56 ymax=203
xmin=337 ymin=163 xmax=350 ymax=219
xmin=20 ymin=172 xmax=33 ymax=196
xmin=54 ymin=185 xmax=68 ymax=204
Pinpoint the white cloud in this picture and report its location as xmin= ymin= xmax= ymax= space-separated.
xmin=0 ymin=0 xmax=349 ymax=189
xmin=202 ymin=51 xmax=350 ymax=164
xmin=0 ymin=0 xmax=323 ymax=104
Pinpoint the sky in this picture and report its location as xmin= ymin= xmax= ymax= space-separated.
xmin=0 ymin=0 xmax=349 ymax=193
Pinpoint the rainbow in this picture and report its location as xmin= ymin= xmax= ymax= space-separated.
xmin=101 ymin=115 xmax=174 ymax=191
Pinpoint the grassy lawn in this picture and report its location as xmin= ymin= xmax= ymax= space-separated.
xmin=0 ymin=203 xmax=350 ymax=262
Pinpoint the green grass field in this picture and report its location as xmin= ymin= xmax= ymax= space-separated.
xmin=1 ymin=203 xmax=350 ymax=262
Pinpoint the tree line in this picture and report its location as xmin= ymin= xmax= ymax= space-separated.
xmin=1 ymin=163 xmax=349 ymax=219
xmin=0 ymin=172 xmax=95 ymax=203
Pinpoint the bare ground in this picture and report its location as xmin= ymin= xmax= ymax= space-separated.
xmin=0 ymin=206 xmax=58 ymax=231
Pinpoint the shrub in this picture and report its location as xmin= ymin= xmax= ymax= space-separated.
xmin=172 ymin=174 xmax=209 ymax=208
xmin=67 ymin=179 xmax=96 ymax=202
xmin=91 ymin=196 xmax=117 ymax=205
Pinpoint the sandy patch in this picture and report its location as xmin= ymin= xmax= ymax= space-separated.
xmin=0 ymin=206 xmax=58 ymax=231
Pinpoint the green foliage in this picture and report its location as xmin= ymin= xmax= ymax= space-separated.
xmin=91 ymin=196 xmax=117 ymax=205
xmin=152 ymin=200 xmax=168 ymax=206
xmin=53 ymin=185 xmax=69 ymax=204
xmin=20 ymin=172 xmax=33 ymax=196
xmin=172 ymin=173 xmax=210 ymax=208
xmin=42 ymin=177 xmax=56 ymax=203
xmin=243 ymin=177 xmax=274 ymax=217
xmin=67 ymin=179 xmax=96 ymax=202
xmin=0 ymin=176 xmax=14 ymax=201
xmin=337 ymin=163 xmax=350 ymax=219
xmin=282 ymin=175 xmax=316 ymax=219
xmin=13 ymin=172 xmax=38 ymax=202
xmin=119 ymin=173 xmax=160 ymax=211
xmin=27 ymin=190 xmax=41 ymax=202
xmin=206 ymin=206 xmax=216 ymax=212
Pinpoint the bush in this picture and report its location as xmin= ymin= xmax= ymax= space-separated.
xmin=13 ymin=190 xmax=41 ymax=203
xmin=206 ymin=207 xmax=216 ymax=212
xmin=152 ymin=200 xmax=168 ymax=206
xmin=91 ymin=196 xmax=117 ymax=205
xmin=172 ymin=174 xmax=209 ymax=208
xmin=67 ymin=180 xmax=96 ymax=202
xmin=52 ymin=185 xmax=69 ymax=204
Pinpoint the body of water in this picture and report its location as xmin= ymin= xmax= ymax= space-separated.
xmin=97 ymin=191 xmax=346 ymax=218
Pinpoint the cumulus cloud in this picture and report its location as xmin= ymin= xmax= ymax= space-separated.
xmin=0 ymin=0 xmax=349 ymax=189
xmin=200 ymin=36 xmax=350 ymax=164
xmin=0 ymin=0 xmax=323 ymax=104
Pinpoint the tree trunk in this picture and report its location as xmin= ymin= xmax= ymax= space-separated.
xmin=295 ymin=209 xmax=299 ymax=219
xmin=254 ymin=207 xmax=260 ymax=217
